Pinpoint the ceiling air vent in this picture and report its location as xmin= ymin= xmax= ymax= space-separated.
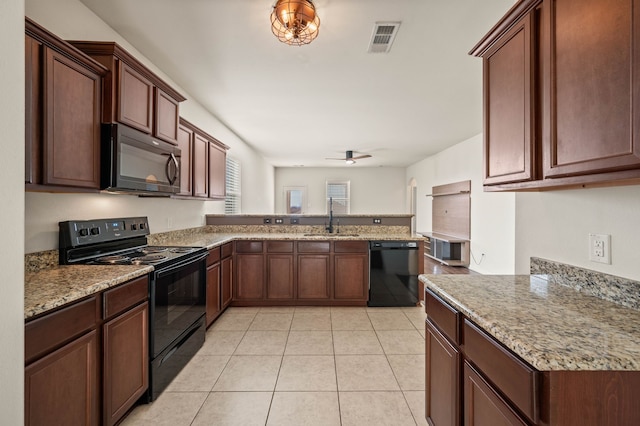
xmin=368 ymin=22 xmax=401 ymax=53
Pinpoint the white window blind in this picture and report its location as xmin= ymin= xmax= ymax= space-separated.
xmin=225 ymin=157 xmax=241 ymax=214
xmin=326 ymin=181 xmax=350 ymax=214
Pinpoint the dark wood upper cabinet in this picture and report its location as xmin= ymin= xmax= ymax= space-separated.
xmin=25 ymin=18 xmax=106 ymax=191
xmin=178 ymin=117 xmax=229 ymax=200
xmin=176 ymin=123 xmax=194 ymax=196
xmin=68 ymin=41 xmax=186 ymax=145
xmin=117 ymin=62 xmax=153 ymax=134
xmin=482 ymin=12 xmax=536 ymax=185
xmin=471 ymin=0 xmax=640 ymax=191
xmin=541 ymin=0 xmax=640 ymax=178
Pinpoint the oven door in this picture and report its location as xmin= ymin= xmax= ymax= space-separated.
xmin=102 ymin=123 xmax=180 ymax=194
xmin=150 ymin=253 xmax=207 ymax=358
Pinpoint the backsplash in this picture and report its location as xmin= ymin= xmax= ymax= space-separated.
xmin=530 ymin=257 xmax=640 ymax=310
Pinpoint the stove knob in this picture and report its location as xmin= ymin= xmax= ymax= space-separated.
xmin=79 ymin=228 xmax=89 ymax=237
xmin=139 ymin=223 xmax=146 ymax=230
xmin=131 ymin=224 xmax=137 ymax=230
xmin=90 ymin=227 xmax=100 ymax=235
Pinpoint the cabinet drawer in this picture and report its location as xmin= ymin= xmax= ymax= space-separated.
xmin=298 ymin=241 xmax=330 ymax=253
xmin=334 ymin=240 xmax=368 ymax=253
xmin=103 ymin=276 xmax=148 ymax=320
xmin=426 ymin=289 xmax=460 ymax=344
xmin=221 ymin=242 xmax=233 ymax=258
xmin=25 ymin=295 xmax=98 ymax=364
xmin=267 ymin=241 xmax=294 ymax=253
xmin=235 ymin=241 xmax=263 ymax=253
xmin=207 ymin=247 xmax=221 ymax=266
xmin=463 ymin=319 xmax=539 ymax=423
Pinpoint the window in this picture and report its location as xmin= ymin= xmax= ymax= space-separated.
xmin=326 ymin=181 xmax=350 ymax=214
xmin=225 ymin=157 xmax=241 ymax=214
xmin=284 ymin=186 xmax=306 ymax=214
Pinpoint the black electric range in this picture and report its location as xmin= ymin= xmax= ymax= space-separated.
xmin=58 ymin=217 xmax=208 ymax=402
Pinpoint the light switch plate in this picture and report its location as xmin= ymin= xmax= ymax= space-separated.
xmin=589 ymin=233 xmax=611 ymax=264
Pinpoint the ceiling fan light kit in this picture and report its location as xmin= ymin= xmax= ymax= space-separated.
xmin=326 ymin=150 xmax=373 ymax=165
xmin=270 ymin=0 xmax=320 ymax=46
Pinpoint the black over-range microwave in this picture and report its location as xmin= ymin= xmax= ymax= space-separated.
xmin=101 ymin=123 xmax=181 ymax=195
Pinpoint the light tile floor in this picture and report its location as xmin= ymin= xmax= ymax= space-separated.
xmin=122 ymin=306 xmax=428 ymax=426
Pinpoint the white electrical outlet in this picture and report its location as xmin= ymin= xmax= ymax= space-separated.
xmin=589 ymin=233 xmax=611 ymax=264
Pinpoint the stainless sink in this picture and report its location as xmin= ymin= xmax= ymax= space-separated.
xmin=303 ymin=233 xmax=359 ymax=237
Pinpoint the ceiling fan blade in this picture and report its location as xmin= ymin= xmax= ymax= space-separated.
xmin=325 ymin=157 xmax=347 ymax=160
xmin=352 ymin=154 xmax=372 ymax=160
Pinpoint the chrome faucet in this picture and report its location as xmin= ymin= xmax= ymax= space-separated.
xmin=326 ymin=197 xmax=334 ymax=233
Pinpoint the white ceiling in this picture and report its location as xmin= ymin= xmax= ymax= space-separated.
xmin=79 ymin=0 xmax=513 ymax=168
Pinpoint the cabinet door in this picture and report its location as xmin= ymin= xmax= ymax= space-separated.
xmin=176 ymin=124 xmax=193 ymax=196
xmin=463 ymin=361 xmax=527 ymax=426
xmin=542 ymin=0 xmax=640 ymax=178
xmin=42 ymin=47 xmax=101 ymax=188
xmin=483 ymin=12 xmax=536 ymax=185
xmin=103 ymin=303 xmax=148 ymax=426
xmin=221 ymin=256 xmax=233 ymax=308
xmin=25 ymin=35 xmax=41 ymax=185
xmin=333 ymin=253 xmax=369 ymax=300
xmin=193 ymin=133 xmax=209 ymax=197
xmin=208 ymin=142 xmax=227 ymax=199
xmin=117 ymin=62 xmax=153 ymax=133
xmin=154 ymin=87 xmax=179 ymax=144
xmin=297 ymin=254 xmax=330 ymax=299
xmin=25 ymin=330 xmax=99 ymax=426
xmin=266 ymin=254 xmax=295 ymax=299
xmin=235 ymin=254 xmax=265 ymax=300
xmin=426 ymin=320 xmax=460 ymax=426
xmin=206 ymin=262 xmax=222 ymax=326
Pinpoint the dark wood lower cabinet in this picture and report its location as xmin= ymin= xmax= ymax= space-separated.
xmin=232 ymin=239 xmax=369 ymax=306
xmin=464 ymin=361 xmax=527 ymax=426
xmin=25 ymin=277 xmax=148 ymax=426
xmin=206 ymin=261 xmax=222 ymax=326
xmin=103 ymin=303 xmax=148 ymax=426
xmin=297 ymin=255 xmax=330 ymax=299
xmin=267 ymin=254 xmax=295 ymax=299
xmin=25 ymin=330 xmax=99 ymax=426
xmin=221 ymin=255 xmax=233 ymax=309
xmin=426 ymin=320 xmax=460 ymax=426
xmin=333 ymin=253 xmax=369 ymax=300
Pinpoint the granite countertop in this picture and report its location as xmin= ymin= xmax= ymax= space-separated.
xmin=420 ymin=274 xmax=640 ymax=372
xmin=152 ymin=232 xmax=424 ymax=249
xmin=25 ymin=265 xmax=152 ymax=320
xmin=26 ymin=232 xmax=421 ymax=321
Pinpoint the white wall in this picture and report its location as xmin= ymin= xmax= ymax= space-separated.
xmin=0 ymin=0 xmax=25 ymax=423
xmin=406 ymin=134 xmax=516 ymax=274
xmin=515 ymin=187 xmax=640 ymax=280
xmin=24 ymin=0 xmax=274 ymax=252
xmin=274 ymin=167 xmax=407 ymax=214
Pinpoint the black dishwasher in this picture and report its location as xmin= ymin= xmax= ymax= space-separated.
xmin=368 ymin=241 xmax=419 ymax=307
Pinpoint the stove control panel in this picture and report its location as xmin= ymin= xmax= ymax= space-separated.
xmin=59 ymin=216 xmax=150 ymax=248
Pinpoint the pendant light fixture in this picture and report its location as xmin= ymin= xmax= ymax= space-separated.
xmin=270 ymin=0 xmax=320 ymax=46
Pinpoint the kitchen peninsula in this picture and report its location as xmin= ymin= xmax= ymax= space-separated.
xmin=420 ymin=262 xmax=640 ymax=425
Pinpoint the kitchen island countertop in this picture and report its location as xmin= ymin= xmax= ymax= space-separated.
xmin=420 ymin=274 xmax=640 ymax=371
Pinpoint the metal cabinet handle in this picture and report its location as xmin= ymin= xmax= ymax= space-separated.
xmin=166 ymin=153 xmax=179 ymax=185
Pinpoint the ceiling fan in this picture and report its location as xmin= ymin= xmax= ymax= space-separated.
xmin=325 ymin=150 xmax=372 ymax=165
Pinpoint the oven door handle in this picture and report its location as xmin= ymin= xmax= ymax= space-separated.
xmin=159 ymin=318 xmax=203 ymax=366
xmin=155 ymin=252 xmax=208 ymax=278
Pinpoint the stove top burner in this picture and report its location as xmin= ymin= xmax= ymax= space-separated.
xmin=142 ymin=247 xmax=168 ymax=254
xmin=169 ymin=247 xmax=195 ymax=254
xmin=131 ymin=253 xmax=169 ymax=264
xmin=95 ymin=255 xmax=131 ymax=264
